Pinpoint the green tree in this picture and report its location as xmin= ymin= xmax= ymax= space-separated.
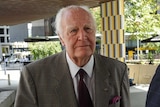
xmin=90 ymin=6 xmax=101 ymax=33
xmin=28 ymin=41 xmax=62 ymax=60
xmin=125 ymin=0 xmax=160 ymax=40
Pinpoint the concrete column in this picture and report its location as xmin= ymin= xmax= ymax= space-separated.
xmin=0 ymin=44 xmax=2 ymax=59
xmin=44 ymin=17 xmax=55 ymax=36
xmin=100 ymin=0 xmax=125 ymax=62
xmin=32 ymin=19 xmax=45 ymax=37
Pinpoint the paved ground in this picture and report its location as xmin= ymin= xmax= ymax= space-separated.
xmin=130 ymin=84 xmax=149 ymax=107
xmin=0 ymin=63 xmax=21 ymax=91
xmin=0 ymin=63 xmax=149 ymax=107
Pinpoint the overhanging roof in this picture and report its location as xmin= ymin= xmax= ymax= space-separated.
xmin=141 ymin=35 xmax=160 ymax=43
xmin=0 ymin=0 xmax=114 ymax=26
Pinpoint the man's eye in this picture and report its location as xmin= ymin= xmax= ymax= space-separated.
xmin=71 ymin=29 xmax=77 ymax=33
xmin=84 ymin=27 xmax=93 ymax=33
xmin=69 ymin=29 xmax=77 ymax=36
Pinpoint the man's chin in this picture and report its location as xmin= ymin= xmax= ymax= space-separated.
xmin=76 ymin=52 xmax=92 ymax=58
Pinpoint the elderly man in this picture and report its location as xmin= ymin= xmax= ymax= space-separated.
xmin=14 ymin=5 xmax=130 ymax=107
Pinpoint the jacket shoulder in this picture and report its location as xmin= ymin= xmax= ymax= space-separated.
xmin=94 ymin=53 xmax=127 ymax=67
xmin=27 ymin=51 xmax=65 ymax=67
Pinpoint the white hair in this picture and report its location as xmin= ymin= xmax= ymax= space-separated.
xmin=53 ymin=5 xmax=96 ymax=35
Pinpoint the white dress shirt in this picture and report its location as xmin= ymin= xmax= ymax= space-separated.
xmin=66 ymin=52 xmax=95 ymax=103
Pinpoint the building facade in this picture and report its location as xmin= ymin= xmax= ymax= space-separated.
xmin=0 ymin=17 xmax=55 ymax=60
xmin=0 ymin=23 xmax=29 ymax=60
xmin=0 ymin=26 xmax=10 ymax=59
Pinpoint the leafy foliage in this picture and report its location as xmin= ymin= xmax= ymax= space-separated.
xmin=90 ymin=6 xmax=101 ymax=33
xmin=125 ymin=0 xmax=160 ymax=40
xmin=28 ymin=41 xmax=62 ymax=60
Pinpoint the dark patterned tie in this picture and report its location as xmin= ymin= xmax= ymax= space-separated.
xmin=78 ymin=69 xmax=93 ymax=107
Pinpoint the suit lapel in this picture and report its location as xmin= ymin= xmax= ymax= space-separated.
xmin=94 ymin=54 xmax=112 ymax=107
xmin=53 ymin=51 xmax=78 ymax=107
xmin=50 ymin=52 xmax=112 ymax=107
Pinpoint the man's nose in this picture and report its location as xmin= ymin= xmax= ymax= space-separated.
xmin=78 ymin=30 xmax=87 ymax=40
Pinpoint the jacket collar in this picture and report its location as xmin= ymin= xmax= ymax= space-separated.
xmin=93 ymin=53 xmax=112 ymax=107
xmin=53 ymin=51 xmax=79 ymax=107
xmin=52 ymin=51 xmax=112 ymax=107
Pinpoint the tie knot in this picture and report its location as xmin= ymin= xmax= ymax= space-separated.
xmin=78 ymin=69 xmax=86 ymax=80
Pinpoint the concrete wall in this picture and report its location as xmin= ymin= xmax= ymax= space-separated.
xmin=32 ymin=19 xmax=45 ymax=37
xmin=128 ymin=64 xmax=159 ymax=84
xmin=0 ymin=90 xmax=16 ymax=107
xmin=0 ymin=44 xmax=2 ymax=59
xmin=9 ymin=23 xmax=28 ymax=42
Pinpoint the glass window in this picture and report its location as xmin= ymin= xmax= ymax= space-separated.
xmin=7 ymin=37 xmax=10 ymax=42
xmin=6 ymin=28 xmax=9 ymax=34
xmin=0 ymin=28 xmax=4 ymax=34
xmin=0 ymin=37 xmax=5 ymax=42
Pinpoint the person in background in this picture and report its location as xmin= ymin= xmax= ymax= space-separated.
xmin=14 ymin=5 xmax=130 ymax=107
xmin=146 ymin=64 xmax=160 ymax=107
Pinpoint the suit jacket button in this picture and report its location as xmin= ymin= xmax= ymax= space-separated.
xmin=104 ymin=88 xmax=108 ymax=91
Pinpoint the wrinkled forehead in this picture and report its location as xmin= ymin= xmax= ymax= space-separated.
xmin=63 ymin=7 xmax=90 ymax=18
xmin=63 ymin=8 xmax=95 ymax=26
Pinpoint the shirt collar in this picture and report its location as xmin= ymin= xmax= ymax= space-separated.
xmin=66 ymin=52 xmax=94 ymax=78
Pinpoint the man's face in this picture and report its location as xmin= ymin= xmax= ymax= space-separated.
xmin=59 ymin=8 xmax=96 ymax=60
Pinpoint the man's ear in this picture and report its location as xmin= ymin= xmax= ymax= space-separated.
xmin=58 ymin=34 xmax=65 ymax=46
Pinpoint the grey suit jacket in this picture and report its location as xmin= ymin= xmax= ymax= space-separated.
xmin=14 ymin=51 xmax=130 ymax=107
